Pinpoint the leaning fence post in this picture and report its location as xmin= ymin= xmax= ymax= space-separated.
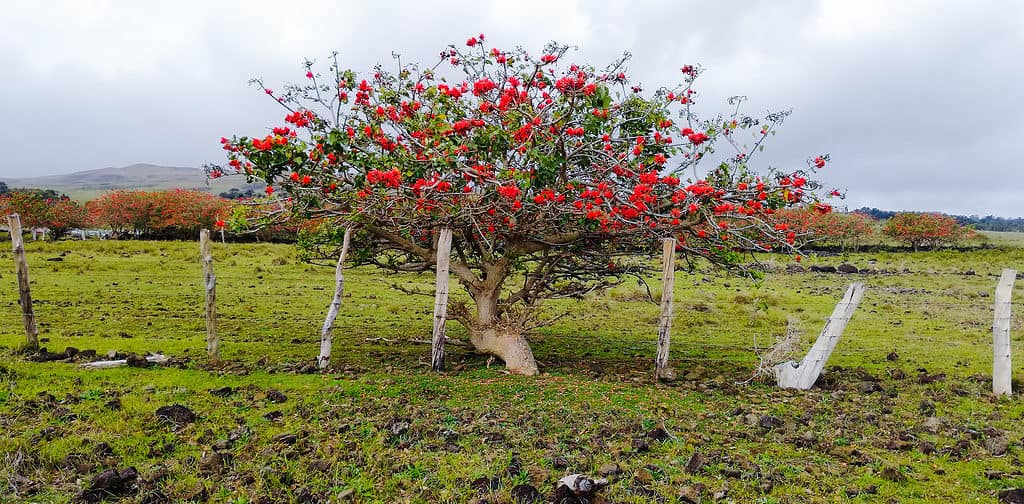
xmin=773 ymin=283 xmax=865 ymax=390
xmin=318 ymin=227 xmax=352 ymax=370
xmin=431 ymin=228 xmax=453 ymax=371
xmin=993 ymin=269 xmax=1016 ymax=396
xmin=655 ymin=237 xmax=677 ymax=381
xmin=7 ymin=214 xmax=39 ymax=351
xmin=200 ymin=229 xmax=219 ymax=361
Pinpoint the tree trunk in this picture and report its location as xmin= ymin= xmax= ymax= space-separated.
xmin=466 ymin=289 xmax=539 ymax=376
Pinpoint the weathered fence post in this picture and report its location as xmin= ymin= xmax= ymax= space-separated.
xmin=773 ymin=283 xmax=865 ymax=390
xmin=200 ymin=229 xmax=219 ymax=361
xmin=431 ymin=228 xmax=453 ymax=371
xmin=7 ymin=214 xmax=39 ymax=351
xmin=655 ymin=237 xmax=677 ymax=381
xmin=993 ymin=268 xmax=1016 ymax=396
xmin=318 ymin=227 xmax=352 ymax=370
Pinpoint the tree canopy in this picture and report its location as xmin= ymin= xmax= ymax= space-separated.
xmin=209 ymin=35 xmax=836 ymax=374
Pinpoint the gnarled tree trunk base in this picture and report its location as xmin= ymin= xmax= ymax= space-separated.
xmin=470 ymin=327 xmax=539 ymax=376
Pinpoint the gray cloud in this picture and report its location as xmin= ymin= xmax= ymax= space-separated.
xmin=1 ymin=0 xmax=1021 ymax=216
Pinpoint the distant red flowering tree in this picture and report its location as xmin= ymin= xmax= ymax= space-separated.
xmin=88 ymin=190 xmax=231 ymax=239
xmin=0 ymin=191 xmax=89 ymax=239
xmin=209 ymin=35 xmax=837 ymax=374
xmin=773 ymin=208 xmax=875 ymax=251
xmin=882 ymin=212 xmax=967 ymax=250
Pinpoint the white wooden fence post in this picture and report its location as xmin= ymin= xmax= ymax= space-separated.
xmin=431 ymin=228 xmax=453 ymax=371
xmin=200 ymin=229 xmax=219 ymax=361
xmin=318 ymin=227 xmax=352 ymax=370
xmin=655 ymin=238 xmax=677 ymax=381
xmin=993 ymin=269 xmax=1016 ymax=396
xmin=7 ymin=214 xmax=39 ymax=350
xmin=773 ymin=283 xmax=865 ymax=390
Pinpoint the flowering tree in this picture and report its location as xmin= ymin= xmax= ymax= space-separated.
xmin=773 ymin=208 xmax=875 ymax=251
xmin=0 ymin=191 xmax=89 ymax=238
xmin=882 ymin=212 xmax=966 ymax=250
xmin=209 ymin=35 xmax=836 ymax=375
xmin=88 ymin=190 xmax=231 ymax=239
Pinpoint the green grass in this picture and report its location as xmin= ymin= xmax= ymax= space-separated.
xmin=1 ymin=239 xmax=1023 ymax=502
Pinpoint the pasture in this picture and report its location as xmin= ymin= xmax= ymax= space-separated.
xmin=1 ymin=237 xmax=1023 ymax=503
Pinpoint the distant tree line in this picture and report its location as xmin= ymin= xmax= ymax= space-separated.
xmin=0 ymin=181 xmax=9 ymax=196
xmin=855 ymin=207 xmax=1024 ymax=232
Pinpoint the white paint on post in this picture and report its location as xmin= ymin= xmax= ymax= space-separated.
xmin=431 ymin=228 xmax=453 ymax=371
xmin=773 ymin=283 xmax=865 ymax=390
xmin=656 ymin=237 xmax=677 ymax=381
xmin=318 ymin=227 xmax=352 ymax=370
xmin=200 ymin=230 xmax=219 ymax=361
xmin=993 ymin=268 xmax=1016 ymax=396
xmin=7 ymin=214 xmax=39 ymax=350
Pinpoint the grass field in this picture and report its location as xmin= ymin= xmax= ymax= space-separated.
xmin=1 ymin=237 xmax=1023 ymax=503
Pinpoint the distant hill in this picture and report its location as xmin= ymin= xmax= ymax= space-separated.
xmin=0 ymin=164 xmax=260 ymax=201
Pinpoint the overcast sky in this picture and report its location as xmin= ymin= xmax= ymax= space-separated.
xmin=1 ymin=1 xmax=1021 ymax=216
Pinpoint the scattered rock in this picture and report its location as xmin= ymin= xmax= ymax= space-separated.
xmin=271 ymin=433 xmax=298 ymax=446
xmin=886 ymin=351 xmax=899 ymax=361
xmin=918 ymin=399 xmax=936 ymax=416
xmin=263 ymin=411 xmax=283 ymax=422
xmin=796 ymin=431 xmax=817 ymax=448
xmin=918 ymin=441 xmax=936 ymax=454
xmin=470 ymin=476 xmax=500 ymax=492
xmin=631 ymin=438 xmax=650 ymax=453
xmin=678 ymin=485 xmax=701 ymax=503
xmin=857 ymin=382 xmax=883 ymax=394
xmin=758 ymin=415 xmax=784 ymax=430
xmin=999 ymin=488 xmax=1024 ymax=504
xmin=880 ymin=466 xmax=906 ymax=482
xmin=685 ymin=451 xmax=706 ymax=474
xmin=265 ymin=389 xmax=287 ymax=403
xmin=551 ymin=456 xmax=569 ymax=470
xmin=155 ymin=405 xmax=195 ymax=426
xmin=743 ymin=413 xmax=759 ymax=426
xmin=76 ymin=467 xmax=139 ymax=502
xmin=810 ymin=265 xmax=837 ymax=273
xmin=918 ymin=372 xmax=946 ymax=384
xmin=125 ymin=354 xmax=151 ymax=368
xmin=986 ymin=436 xmax=1010 ymax=456
xmin=922 ymin=417 xmax=942 ymax=433
xmin=597 ymin=463 xmax=621 ymax=477
xmin=208 ymin=387 xmax=234 ymax=397
xmin=92 ymin=442 xmax=115 ymax=458
xmin=837 ymin=263 xmax=859 ymax=274
xmin=198 ymin=452 xmax=231 ymax=475
xmin=511 ymin=484 xmax=542 ymax=504
xmin=785 ymin=264 xmax=806 ymax=273
xmin=646 ymin=426 xmax=671 ymax=442
xmin=104 ymin=399 xmax=122 ymax=411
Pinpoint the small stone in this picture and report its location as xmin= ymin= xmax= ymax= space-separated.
xmin=837 ymin=263 xmax=859 ymax=274
xmin=646 ymin=426 xmax=671 ymax=442
xmin=265 ymin=389 xmax=288 ymax=403
xmin=271 ymin=433 xmax=298 ymax=445
xmin=744 ymin=413 xmax=759 ymax=426
xmin=104 ymin=399 xmax=122 ymax=411
xmin=922 ymin=417 xmax=942 ymax=433
xmin=986 ymin=436 xmax=1010 ymax=456
xmin=857 ymin=382 xmax=882 ymax=394
xmin=155 ymin=405 xmax=195 ymax=426
xmin=511 ymin=484 xmax=542 ymax=504
xmin=998 ymin=488 xmax=1024 ymax=503
xmin=918 ymin=441 xmax=936 ymax=454
xmin=758 ymin=415 xmax=784 ymax=430
xmin=678 ymin=485 xmax=701 ymax=503
xmin=685 ymin=451 xmax=705 ymax=475
xmin=880 ymin=466 xmax=906 ymax=482
xmin=209 ymin=387 xmax=233 ymax=397
xmin=598 ymin=463 xmax=621 ymax=477
xmin=198 ymin=452 xmax=229 ymax=475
